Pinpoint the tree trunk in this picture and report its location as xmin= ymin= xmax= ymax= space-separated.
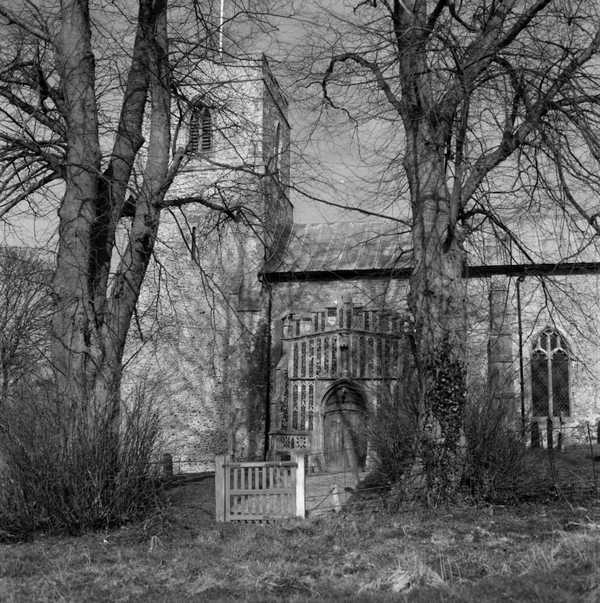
xmin=50 ymin=0 xmax=168 ymax=430
xmin=405 ymin=136 xmax=467 ymax=501
xmin=52 ymin=0 xmax=102 ymax=413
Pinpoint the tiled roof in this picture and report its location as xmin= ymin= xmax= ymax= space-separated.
xmin=268 ymin=219 xmax=600 ymax=280
xmin=270 ymin=221 xmax=411 ymax=273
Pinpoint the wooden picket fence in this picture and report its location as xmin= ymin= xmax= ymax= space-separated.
xmin=215 ymin=453 xmax=305 ymax=522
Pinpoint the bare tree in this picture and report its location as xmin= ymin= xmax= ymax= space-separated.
xmin=0 ymin=0 xmax=277 ymax=427
xmin=284 ymin=0 xmax=600 ymax=491
xmin=0 ymin=248 xmax=51 ymax=405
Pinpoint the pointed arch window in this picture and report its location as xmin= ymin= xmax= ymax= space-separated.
xmin=188 ymin=102 xmax=212 ymax=154
xmin=531 ymin=327 xmax=570 ymax=417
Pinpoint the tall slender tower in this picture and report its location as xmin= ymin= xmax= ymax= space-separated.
xmin=131 ymin=54 xmax=292 ymax=467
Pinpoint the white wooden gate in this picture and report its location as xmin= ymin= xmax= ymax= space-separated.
xmin=215 ymin=453 xmax=305 ymax=522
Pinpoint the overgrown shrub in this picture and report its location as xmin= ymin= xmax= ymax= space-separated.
xmin=462 ymin=392 xmax=528 ymax=501
xmin=0 ymin=382 xmax=163 ymax=540
xmin=367 ymin=376 xmax=419 ymax=486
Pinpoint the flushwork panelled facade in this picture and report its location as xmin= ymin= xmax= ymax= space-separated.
xmin=269 ymin=298 xmax=409 ymax=469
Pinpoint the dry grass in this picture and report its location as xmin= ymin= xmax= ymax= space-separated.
xmin=1 ymin=478 xmax=600 ymax=601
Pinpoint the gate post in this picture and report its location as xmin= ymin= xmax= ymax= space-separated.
xmin=215 ymin=454 xmax=226 ymax=522
xmin=292 ymin=452 xmax=306 ymax=518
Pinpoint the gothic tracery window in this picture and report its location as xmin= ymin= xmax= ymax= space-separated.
xmin=188 ymin=102 xmax=212 ymax=154
xmin=531 ymin=327 xmax=570 ymax=417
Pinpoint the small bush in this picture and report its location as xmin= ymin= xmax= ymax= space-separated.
xmin=367 ymin=371 xmax=419 ymax=486
xmin=462 ymin=393 xmax=528 ymax=501
xmin=0 ymin=382 xmax=163 ymax=540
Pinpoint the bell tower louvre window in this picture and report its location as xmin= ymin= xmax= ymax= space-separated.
xmin=188 ymin=102 xmax=212 ymax=154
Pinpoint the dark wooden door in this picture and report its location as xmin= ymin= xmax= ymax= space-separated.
xmin=323 ymin=407 xmax=366 ymax=472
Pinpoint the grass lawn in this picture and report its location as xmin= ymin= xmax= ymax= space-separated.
xmin=1 ymin=476 xmax=600 ymax=602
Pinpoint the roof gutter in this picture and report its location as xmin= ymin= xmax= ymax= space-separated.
xmin=261 ymin=261 xmax=600 ymax=283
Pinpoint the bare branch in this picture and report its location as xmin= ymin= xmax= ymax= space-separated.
xmin=425 ymin=0 xmax=448 ymax=35
xmin=0 ymin=87 xmax=64 ymax=135
xmin=322 ymin=52 xmax=403 ymax=115
xmin=0 ymin=6 xmax=50 ymax=42
xmin=462 ymin=26 xmax=600 ymax=204
xmin=0 ymin=172 xmax=57 ymax=219
xmin=158 ymin=194 xmax=241 ymax=219
xmin=497 ymin=0 xmax=553 ymax=50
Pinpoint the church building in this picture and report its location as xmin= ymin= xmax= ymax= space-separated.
xmin=129 ymin=55 xmax=600 ymax=472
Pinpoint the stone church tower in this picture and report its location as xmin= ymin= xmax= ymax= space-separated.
xmin=129 ymin=56 xmax=292 ymax=467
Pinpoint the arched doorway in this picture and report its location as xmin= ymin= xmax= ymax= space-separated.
xmin=322 ymin=380 xmax=367 ymax=472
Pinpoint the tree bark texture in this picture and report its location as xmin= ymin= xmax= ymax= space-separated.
xmin=53 ymin=0 xmax=102 ymax=411
xmin=50 ymin=0 xmax=168 ymax=424
xmin=393 ymin=6 xmax=468 ymax=496
xmin=404 ymin=131 xmax=467 ymax=499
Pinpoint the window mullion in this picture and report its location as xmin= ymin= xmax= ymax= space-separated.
xmin=547 ymin=349 xmax=553 ymax=418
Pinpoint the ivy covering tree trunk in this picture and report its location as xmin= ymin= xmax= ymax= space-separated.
xmin=405 ymin=139 xmax=467 ymax=499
